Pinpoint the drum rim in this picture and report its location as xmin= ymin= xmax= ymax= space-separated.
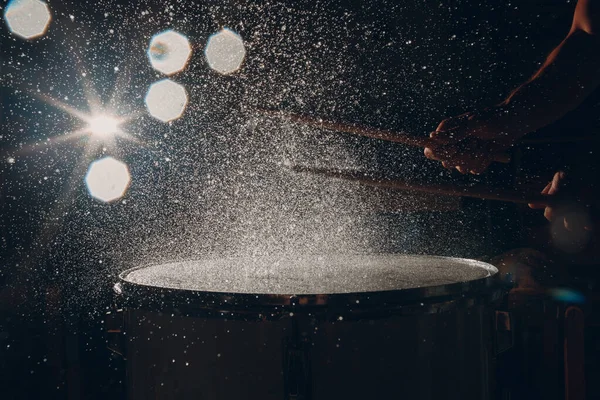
xmin=115 ymin=255 xmax=500 ymax=311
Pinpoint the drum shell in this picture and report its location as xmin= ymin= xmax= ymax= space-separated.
xmin=122 ymin=302 xmax=496 ymax=400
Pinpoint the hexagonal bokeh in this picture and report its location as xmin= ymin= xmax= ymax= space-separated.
xmin=144 ymin=79 xmax=188 ymax=122
xmin=205 ymin=28 xmax=246 ymax=75
xmin=4 ymin=0 xmax=51 ymax=40
xmin=85 ymin=157 xmax=131 ymax=203
xmin=148 ymin=30 xmax=192 ymax=75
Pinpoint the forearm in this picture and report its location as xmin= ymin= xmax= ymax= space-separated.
xmin=498 ymin=29 xmax=600 ymax=136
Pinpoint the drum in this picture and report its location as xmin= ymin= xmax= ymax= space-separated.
xmin=113 ymin=254 xmax=503 ymax=400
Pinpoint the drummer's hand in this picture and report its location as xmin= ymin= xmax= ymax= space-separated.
xmin=424 ymin=106 xmax=520 ymax=174
xmin=528 ymin=171 xmax=594 ymax=233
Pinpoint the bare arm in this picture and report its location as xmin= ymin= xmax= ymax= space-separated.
xmin=426 ymin=0 xmax=600 ymax=174
xmin=498 ymin=0 xmax=600 ymax=136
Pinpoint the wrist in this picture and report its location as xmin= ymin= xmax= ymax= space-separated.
xmin=470 ymin=104 xmax=528 ymax=141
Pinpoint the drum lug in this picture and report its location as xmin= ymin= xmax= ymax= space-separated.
xmin=106 ymin=308 xmax=126 ymax=359
xmin=495 ymin=310 xmax=513 ymax=354
xmin=283 ymin=334 xmax=312 ymax=400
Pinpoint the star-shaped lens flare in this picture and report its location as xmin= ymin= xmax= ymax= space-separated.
xmin=34 ymin=88 xmax=141 ymax=151
xmin=84 ymin=114 xmax=123 ymax=138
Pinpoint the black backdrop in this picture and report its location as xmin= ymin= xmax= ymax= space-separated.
xmin=0 ymin=0 xmax=587 ymax=399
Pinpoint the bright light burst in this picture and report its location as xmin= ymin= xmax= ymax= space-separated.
xmin=35 ymin=92 xmax=139 ymax=149
xmin=84 ymin=114 xmax=123 ymax=137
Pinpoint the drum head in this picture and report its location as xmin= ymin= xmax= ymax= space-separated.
xmin=122 ymin=255 xmax=495 ymax=294
xmin=117 ymin=255 xmax=499 ymax=310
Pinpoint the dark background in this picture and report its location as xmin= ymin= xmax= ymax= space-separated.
xmin=1 ymin=0 xmax=597 ymax=399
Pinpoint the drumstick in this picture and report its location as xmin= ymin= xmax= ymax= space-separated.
xmin=260 ymin=108 xmax=511 ymax=164
xmin=291 ymin=165 xmax=546 ymax=205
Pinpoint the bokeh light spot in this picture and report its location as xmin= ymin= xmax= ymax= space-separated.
xmin=4 ymin=0 xmax=51 ymax=40
xmin=144 ymin=79 xmax=188 ymax=122
xmin=549 ymin=288 xmax=586 ymax=304
xmin=204 ymin=28 xmax=246 ymax=75
xmin=148 ymin=30 xmax=192 ymax=75
xmin=85 ymin=157 xmax=131 ymax=203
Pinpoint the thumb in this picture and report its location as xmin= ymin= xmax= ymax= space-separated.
xmin=548 ymin=171 xmax=567 ymax=195
xmin=528 ymin=181 xmax=553 ymax=209
xmin=430 ymin=113 xmax=479 ymax=144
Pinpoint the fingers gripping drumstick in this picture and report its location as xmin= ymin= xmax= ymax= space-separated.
xmin=260 ymin=109 xmax=511 ymax=164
